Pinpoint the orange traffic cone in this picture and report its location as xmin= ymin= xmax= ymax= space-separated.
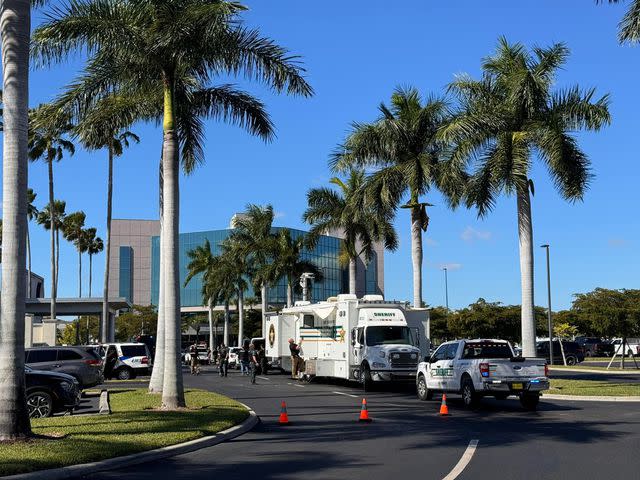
xmin=279 ymin=401 xmax=290 ymax=424
xmin=359 ymin=398 xmax=372 ymax=422
xmin=439 ymin=394 xmax=450 ymax=416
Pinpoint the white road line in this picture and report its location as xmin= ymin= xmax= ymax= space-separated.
xmin=442 ymin=440 xmax=479 ymax=480
xmin=257 ymin=376 xmax=270 ymax=380
xmin=333 ymin=391 xmax=359 ymax=398
xmin=293 ymin=384 xmax=305 ymax=388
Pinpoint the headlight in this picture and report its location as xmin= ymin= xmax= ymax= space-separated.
xmin=410 ymin=353 xmax=417 ymax=360
xmin=372 ymin=362 xmax=386 ymax=368
xmin=379 ymin=351 xmax=386 ymax=359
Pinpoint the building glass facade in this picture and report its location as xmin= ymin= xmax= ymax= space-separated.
xmin=119 ymin=246 xmax=133 ymax=301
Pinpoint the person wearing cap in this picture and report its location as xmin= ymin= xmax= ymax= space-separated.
xmin=288 ymin=338 xmax=302 ymax=379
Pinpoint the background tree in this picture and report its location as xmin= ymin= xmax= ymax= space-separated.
xmin=36 ymin=199 xmax=67 ymax=312
xmin=84 ymin=227 xmax=103 ymax=297
xmin=26 ymin=188 xmax=39 ymax=298
xmin=115 ymin=305 xmax=158 ymax=343
xmin=331 ymin=87 xmax=462 ymax=309
xmin=443 ymin=38 xmax=610 ymax=357
xmin=304 ymin=169 xmax=398 ymax=295
xmin=184 ymin=239 xmax=217 ymax=353
xmin=61 ymin=211 xmax=87 ymax=297
xmin=219 ymin=238 xmax=254 ymax=345
xmin=597 ymin=1 xmax=640 ymax=42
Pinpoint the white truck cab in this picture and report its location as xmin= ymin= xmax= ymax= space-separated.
xmin=416 ymin=339 xmax=549 ymax=410
xmin=265 ymin=294 xmax=428 ymax=389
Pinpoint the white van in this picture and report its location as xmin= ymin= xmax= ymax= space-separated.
xmin=100 ymin=343 xmax=152 ymax=380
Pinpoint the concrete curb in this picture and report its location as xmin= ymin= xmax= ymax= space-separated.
xmin=542 ymin=394 xmax=640 ymax=402
xmin=3 ymin=404 xmax=259 ymax=480
xmin=550 ymin=367 xmax=640 ymax=375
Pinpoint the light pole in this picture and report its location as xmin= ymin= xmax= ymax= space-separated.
xmin=541 ymin=244 xmax=554 ymax=365
xmin=442 ymin=267 xmax=449 ymax=311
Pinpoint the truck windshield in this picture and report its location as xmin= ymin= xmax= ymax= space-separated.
xmin=366 ymin=326 xmax=413 ymax=346
xmin=461 ymin=342 xmax=513 ymax=359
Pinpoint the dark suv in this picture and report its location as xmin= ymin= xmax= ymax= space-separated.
xmin=536 ymin=340 xmax=585 ymax=365
xmin=25 ymin=366 xmax=81 ymax=418
xmin=25 ymin=346 xmax=104 ymax=388
xmin=574 ymin=337 xmax=614 ymax=357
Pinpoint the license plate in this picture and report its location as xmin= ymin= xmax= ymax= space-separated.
xmin=512 ymin=382 xmax=523 ymax=390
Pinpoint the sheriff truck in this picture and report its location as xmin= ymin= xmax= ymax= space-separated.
xmin=265 ymin=294 xmax=429 ymax=389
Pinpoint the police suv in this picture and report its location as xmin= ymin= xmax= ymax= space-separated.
xmin=416 ymin=339 xmax=549 ymax=410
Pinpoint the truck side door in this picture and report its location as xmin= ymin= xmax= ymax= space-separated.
xmin=440 ymin=343 xmax=459 ymax=391
xmin=427 ymin=343 xmax=454 ymax=390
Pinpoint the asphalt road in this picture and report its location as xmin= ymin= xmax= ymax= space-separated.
xmin=90 ymin=367 xmax=640 ymax=480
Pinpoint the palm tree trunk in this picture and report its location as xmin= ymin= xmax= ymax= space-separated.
xmin=0 ymin=0 xmax=32 ymax=439
xmin=88 ymin=253 xmax=92 ymax=297
xmin=207 ymin=298 xmax=214 ymax=353
xmin=287 ymin=280 xmax=293 ymax=308
xmin=410 ymin=204 xmax=423 ymax=308
xmin=149 ymin=159 xmax=165 ymax=394
xmin=26 ymin=224 xmax=31 ymax=298
xmin=48 ymin=158 xmax=56 ymax=320
xmin=101 ymin=143 xmax=114 ymax=342
xmin=237 ymin=287 xmax=244 ymax=347
xmin=160 ymin=77 xmax=185 ymax=409
xmin=517 ymin=184 xmax=536 ymax=358
xmin=78 ymin=249 xmax=82 ymax=298
xmin=223 ymin=300 xmax=229 ymax=346
xmin=55 ymin=227 xmax=60 ymax=293
xmin=349 ymin=257 xmax=357 ymax=295
xmin=260 ymin=283 xmax=267 ymax=336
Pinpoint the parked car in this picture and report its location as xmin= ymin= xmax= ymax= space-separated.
xmin=25 ymin=365 xmax=81 ymax=418
xmin=25 ymin=346 xmax=104 ymax=388
xmin=228 ymin=347 xmax=242 ymax=369
xmin=610 ymin=338 xmax=640 ymax=357
xmin=536 ymin=340 xmax=584 ymax=365
xmin=574 ymin=337 xmax=614 ymax=357
xmin=98 ymin=343 xmax=153 ymax=380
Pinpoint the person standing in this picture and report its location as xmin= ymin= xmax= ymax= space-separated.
xmin=249 ymin=343 xmax=259 ymax=384
xmin=189 ymin=343 xmax=200 ymax=375
xmin=258 ymin=343 xmax=268 ymax=376
xmin=240 ymin=343 xmax=250 ymax=375
xmin=288 ymin=338 xmax=302 ymax=380
xmin=218 ymin=343 xmax=229 ymax=377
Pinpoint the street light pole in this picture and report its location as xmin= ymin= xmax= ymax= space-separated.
xmin=443 ymin=267 xmax=449 ymax=312
xmin=541 ymin=244 xmax=553 ymax=365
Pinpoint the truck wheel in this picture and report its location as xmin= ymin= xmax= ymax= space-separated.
xmin=361 ymin=364 xmax=373 ymax=392
xmin=461 ymin=377 xmax=479 ymax=408
xmin=584 ymin=350 xmax=592 ymax=358
xmin=417 ymin=374 xmax=433 ymax=401
xmin=520 ymin=393 xmax=540 ymax=411
xmin=566 ymin=356 xmax=577 ymax=366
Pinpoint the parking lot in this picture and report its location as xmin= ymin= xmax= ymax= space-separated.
xmin=93 ymin=366 xmax=640 ymax=480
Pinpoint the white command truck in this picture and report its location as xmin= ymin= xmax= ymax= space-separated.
xmin=265 ymin=294 xmax=429 ymax=389
xmin=416 ymin=339 xmax=550 ymax=410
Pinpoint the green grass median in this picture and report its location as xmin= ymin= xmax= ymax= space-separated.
xmin=0 ymin=389 xmax=249 ymax=477
xmin=548 ymin=379 xmax=640 ymax=396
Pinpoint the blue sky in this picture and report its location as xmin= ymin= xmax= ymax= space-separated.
xmin=15 ymin=0 xmax=639 ymax=311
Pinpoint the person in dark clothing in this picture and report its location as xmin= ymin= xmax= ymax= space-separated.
xmin=240 ymin=345 xmax=250 ymax=375
xmin=288 ymin=338 xmax=302 ymax=379
xmin=249 ymin=343 xmax=259 ymax=384
xmin=218 ymin=343 xmax=229 ymax=377
xmin=258 ymin=344 xmax=268 ymax=376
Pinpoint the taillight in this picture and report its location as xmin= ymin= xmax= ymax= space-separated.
xmin=85 ymin=359 xmax=102 ymax=366
xmin=141 ymin=357 xmax=149 ymax=365
xmin=544 ymin=364 xmax=549 ymax=377
xmin=480 ymin=363 xmax=490 ymax=378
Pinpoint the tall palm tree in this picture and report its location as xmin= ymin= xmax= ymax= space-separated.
xmin=62 ymin=211 xmax=87 ymax=298
xmin=36 ymin=200 xmax=67 ymax=312
xmin=26 ymin=188 xmax=39 ymax=298
xmin=34 ymin=0 xmax=312 ymax=409
xmin=331 ymin=87 xmax=461 ymax=308
xmin=219 ymin=238 xmax=254 ymax=345
xmin=597 ymin=1 xmax=640 ymax=42
xmin=29 ymin=105 xmax=75 ymax=321
xmin=442 ymin=38 xmax=610 ymax=357
xmin=0 ymin=0 xmax=31 ymax=439
xmin=304 ymin=169 xmax=398 ymax=295
xmin=263 ymin=229 xmax=323 ymax=307
xmin=72 ymin=94 xmax=140 ymax=342
xmin=184 ymin=239 xmax=217 ymax=354
xmin=229 ymin=204 xmax=277 ymax=335
xmin=84 ymin=228 xmax=103 ymax=297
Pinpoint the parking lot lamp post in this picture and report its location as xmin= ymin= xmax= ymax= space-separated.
xmin=442 ymin=267 xmax=449 ymax=312
xmin=541 ymin=244 xmax=553 ymax=365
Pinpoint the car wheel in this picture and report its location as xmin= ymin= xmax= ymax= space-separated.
xmin=520 ymin=393 xmax=540 ymax=411
xmin=27 ymin=391 xmax=53 ymax=418
xmin=494 ymin=393 xmax=509 ymax=401
xmin=566 ymin=356 xmax=577 ymax=366
xmin=417 ymin=374 xmax=432 ymax=401
xmin=584 ymin=350 xmax=592 ymax=358
xmin=360 ymin=364 xmax=372 ymax=392
xmin=461 ymin=377 xmax=479 ymax=408
xmin=116 ymin=368 xmax=132 ymax=380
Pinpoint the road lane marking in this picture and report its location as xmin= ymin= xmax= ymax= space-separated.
xmin=257 ymin=376 xmax=270 ymax=380
xmin=293 ymin=384 xmax=305 ymax=388
xmin=333 ymin=391 xmax=358 ymax=398
xmin=442 ymin=440 xmax=479 ymax=480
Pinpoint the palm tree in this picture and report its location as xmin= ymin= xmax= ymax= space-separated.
xmin=229 ymin=204 xmax=277 ymax=335
xmin=0 ymin=0 xmax=32 ymax=439
xmin=84 ymin=228 xmax=103 ymax=297
xmin=33 ymin=0 xmax=312 ymax=409
xmin=36 ymin=200 xmax=67 ymax=313
xmin=26 ymin=188 xmax=39 ymax=298
xmin=597 ymin=1 xmax=640 ymax=42
xmin=219 ymin=238 xmax=254 ymax=345
xmin=442 ymin=38 xmax=610 ymax=357
xmin=184 ymin=239 xmax=217 ymax=354
xmin=331 ymin=87 xmax=461 ymax=308
xmin=29 ymin=105 xmax=75 ymax=321
xmin=62 ymin=211 xmax=87 ymax=298
xmin=263 ymin=229 xmax=323 ymax=307
xmin=304 ymin=169 xmax=398 ymax=295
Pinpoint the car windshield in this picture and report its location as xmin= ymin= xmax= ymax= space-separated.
xmin=462 ymin=342 xmax=513 ymax=359
xmin=365 ymin=326 xmax=413 ymax=346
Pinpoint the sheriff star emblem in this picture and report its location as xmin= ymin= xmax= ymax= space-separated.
xmin=338 ymin=328 xmax=346 ymax=342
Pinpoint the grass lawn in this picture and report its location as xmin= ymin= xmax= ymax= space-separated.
xmin=0 ymin=389 xmax=248 ymax=476
xmin=548 ymin=379 xmax=640 ymax=396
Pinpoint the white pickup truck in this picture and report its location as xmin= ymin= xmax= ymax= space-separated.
xmin=416 ymin=339 xmax=549 ymax=410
